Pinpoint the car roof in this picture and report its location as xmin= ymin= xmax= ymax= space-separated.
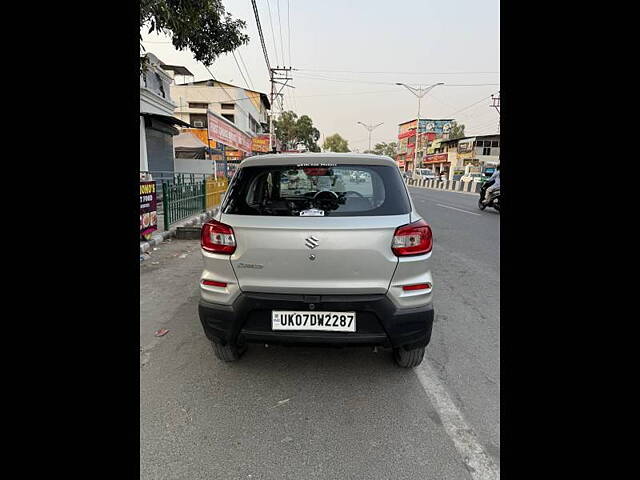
xmin=240 ymin=152 xmax=397 ymax=168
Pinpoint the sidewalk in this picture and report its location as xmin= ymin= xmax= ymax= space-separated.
xmin=140 ymin=207 xmax=219 ymax=257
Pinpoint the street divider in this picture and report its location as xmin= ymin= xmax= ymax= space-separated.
xmin=405 ymin=178 xmax=482 ymax=194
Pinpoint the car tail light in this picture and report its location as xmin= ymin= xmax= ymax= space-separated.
xmin=403 ymin=283 xmax=432 ymax=291
xmin=201 ymin=279 xmax=227 ymax=287
xmin=201 ymin=220 xmax=236 ymax=254
xmin=392 ymin=219 xmax=433 ymax=256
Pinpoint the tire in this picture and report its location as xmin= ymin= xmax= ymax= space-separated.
xmin=478 ymin=198 xmax=487 ymax=210
xmin=393 ymin=345 xmax=426 ymax=368
xmin=212 ymin=340 xmax=246 ymax=362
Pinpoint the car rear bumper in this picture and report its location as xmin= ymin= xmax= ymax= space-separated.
xmin=198 ymin=292 xmax=433 ymax=349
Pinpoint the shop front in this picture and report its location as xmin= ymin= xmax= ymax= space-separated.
xmin=424 ymin=153 xmax=450 ymax=177
xmin=207 ymin=110 xmax=252 ymax=179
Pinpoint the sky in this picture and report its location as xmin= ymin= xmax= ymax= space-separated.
xmin=141 ymin=0 xmax=500 ymax=151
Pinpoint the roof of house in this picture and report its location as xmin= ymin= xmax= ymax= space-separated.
xmin=174 ymin=79 xmax=271 ymax=109
xmin=160 ymin=64 xmax=194 ymax=76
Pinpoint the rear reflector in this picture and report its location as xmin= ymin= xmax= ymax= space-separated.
xmin=201 ymin=279 xmax=227 ymax=287
xmin=402 ymin=283 xmax=432 ymax=291
xmin=392 ymin=219 xmax=433 ymax=256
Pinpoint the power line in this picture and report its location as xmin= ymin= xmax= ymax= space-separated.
xmin=295 ymin=67 xmax=500 ymax=75
xmin=264 ymin=0 xmax=280 ymax=66
xmin=446 ymin=95 xmax=494 ymax=117
xmin=250 ymin=0 xmax=271 ymax=73
xmin=237 ymin=50 xmax=255 ymax=90
xmin=295 ymin=72 xmax=499 ymax=87
xmin=287 ymin=0 xmax=292 ymax=66
xmin=276 ymin=0 xmax=286 ymax=65
xmin=231 ymin=51 xmax=251 ymax=90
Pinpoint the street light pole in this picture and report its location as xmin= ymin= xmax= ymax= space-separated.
xmin=396 ymin=82 xmax=444 ymax=172
xmin=357 ymin=121 xmax=384 ymax=152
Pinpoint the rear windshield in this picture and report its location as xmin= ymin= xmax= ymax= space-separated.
xmin=222 ymin=164 xmax=411 ymax=216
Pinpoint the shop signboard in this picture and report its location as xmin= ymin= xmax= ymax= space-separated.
xmin=208 ymin=110 xmax=252 ymax=152
xmin=252 ymin=135 xmax=270 ymax=152
xmin=140 ymin=181 xmax=157 ymax=240
xmin=424 ymin=153 xmax=449 ymax=164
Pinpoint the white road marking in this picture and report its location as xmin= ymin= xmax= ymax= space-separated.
xmin=436 ymin=203 xmax=482 ymax=216
xmin=415 ymin=360 xmax=500 ymax=480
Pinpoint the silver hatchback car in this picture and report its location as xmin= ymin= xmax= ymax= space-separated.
xmin=198 ymin=153 xmax=434 ymax=367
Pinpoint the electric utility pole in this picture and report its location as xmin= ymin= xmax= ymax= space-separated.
xmin=491 ymin=91 xmax=500 ymax=114
xmin=396 ymin=82 xmax=444 ymax=171
xmin=357 ymin=122 xmax=384 ymax=152
xmin=269 ymin=66 xmax=294 ymax=152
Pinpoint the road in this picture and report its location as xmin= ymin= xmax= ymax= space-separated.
xmin=140 ymin=186 xmax=500 ymax=480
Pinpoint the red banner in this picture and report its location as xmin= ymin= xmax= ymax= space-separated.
xmin=208 ymin=111 xmax=252 ymax=152
xmin=398 ymin=130 xmax=415 ymax=140
xmin=424 ymin=153 xmax=449 ymax=163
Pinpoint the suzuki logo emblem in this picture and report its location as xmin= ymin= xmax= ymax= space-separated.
xmin=305 ymin=235 xmax=319 ymax=249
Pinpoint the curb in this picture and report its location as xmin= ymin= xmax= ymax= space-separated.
xmin=405 ymin=180 xmax=481 ymax=196
xmin=140 ymin=207 xmax=219 ymax=257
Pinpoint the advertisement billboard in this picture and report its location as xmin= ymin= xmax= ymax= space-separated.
xmin=140 ymin=181 xmax=157 ymax=240
xmin=208 ymin=111 xmax=252 ymax=152
xmin=418 ymin=119 xmax=454 ymax=134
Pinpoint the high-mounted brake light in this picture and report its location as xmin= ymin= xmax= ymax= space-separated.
xmin=201 ymin=220 xmax=236 ymax=254
xmin=392 ymin=219 xmax=433 ymax=256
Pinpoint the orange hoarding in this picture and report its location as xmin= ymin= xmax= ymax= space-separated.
xmin=252 ymin=135 xmax=270 ymax=152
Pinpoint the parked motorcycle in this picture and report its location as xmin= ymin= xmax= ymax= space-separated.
xmin=478 ymin=182 xmax=501 ymax=212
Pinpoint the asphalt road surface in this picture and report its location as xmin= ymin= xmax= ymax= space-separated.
xmin=140 ymin=186 xmax=500 ymax=480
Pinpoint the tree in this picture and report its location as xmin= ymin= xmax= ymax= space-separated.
xmin=273 ymin=111 xmax=321 ymax=152
xmin=140 ymin=0 xmax=249 ymax=71
xmin=448 ymin=121 xmax=466 ymax=139
xmin=274 ymin=111 xmax=299 ymax=150
xmin=323 ymin=134 xmax=350 ymax=153
xmin=367 ymin=141 xmax=398 ymax=158
xmin=295 ymin=115 xmax=321 ymax=152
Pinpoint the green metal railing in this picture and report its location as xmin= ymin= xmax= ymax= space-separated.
xmin=162 ymin=176 xmax=206 ymax=231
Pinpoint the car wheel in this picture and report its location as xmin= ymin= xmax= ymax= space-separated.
xmin=393 ymin=345 xmax=425 ymax=368
xmin=212 ymin=340 xmax=247 ymax=362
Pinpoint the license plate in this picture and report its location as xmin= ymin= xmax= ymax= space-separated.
xmin=272 ymin=311 xmax=356 ymax=332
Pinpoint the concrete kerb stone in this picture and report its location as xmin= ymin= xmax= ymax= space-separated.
xmin=140 ymin=207 xmax=219 ymax=257
xmin=406 ymin=178 xmax=480 ymax=196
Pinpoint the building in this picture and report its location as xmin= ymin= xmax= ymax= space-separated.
xmin=140 ymin=53 xmax=192 ymax=173
xmin=170 ymin=79 xmax=270 ymax=162
xmin=437 ymin=134 xmax=500 ymax=180
xmin=395 ymin=118 xmax=454 ymax=171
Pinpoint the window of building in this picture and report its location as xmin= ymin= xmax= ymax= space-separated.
xmin=189 ymin=114 xmax=207 ymax=128
xmin=188 ymin=102 xmax=208 ymax=109
xmin=476 ymin=141 xmax=484 ymax=147
xmin=221 ymin=103 xmax=235 ymax=110
xmin=483 ymin=146 xmax=491 ymax=156
xmin=222 ymin=113 xmax=235 ymax=123
xmin=491 ymin=140 xmax=499 ymax=147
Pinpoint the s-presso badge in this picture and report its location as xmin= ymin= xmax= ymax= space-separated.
xmin=236 ymin=263 xmax=264 ymax=269
xmin=305 ymin=235 xmax=319 ymax=249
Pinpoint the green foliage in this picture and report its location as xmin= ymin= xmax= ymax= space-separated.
xmin=273 ymin=111 xmax=320 ymax=152
xmin=140 ymin=0 xmax=249 ymax=70
xmin=323 ymin=134 xmax=350 ymax=153
xmin=449 ymin=121 xmax=465 ymax=139
xmin=368 ymin=141 xmax=398 ymax=158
